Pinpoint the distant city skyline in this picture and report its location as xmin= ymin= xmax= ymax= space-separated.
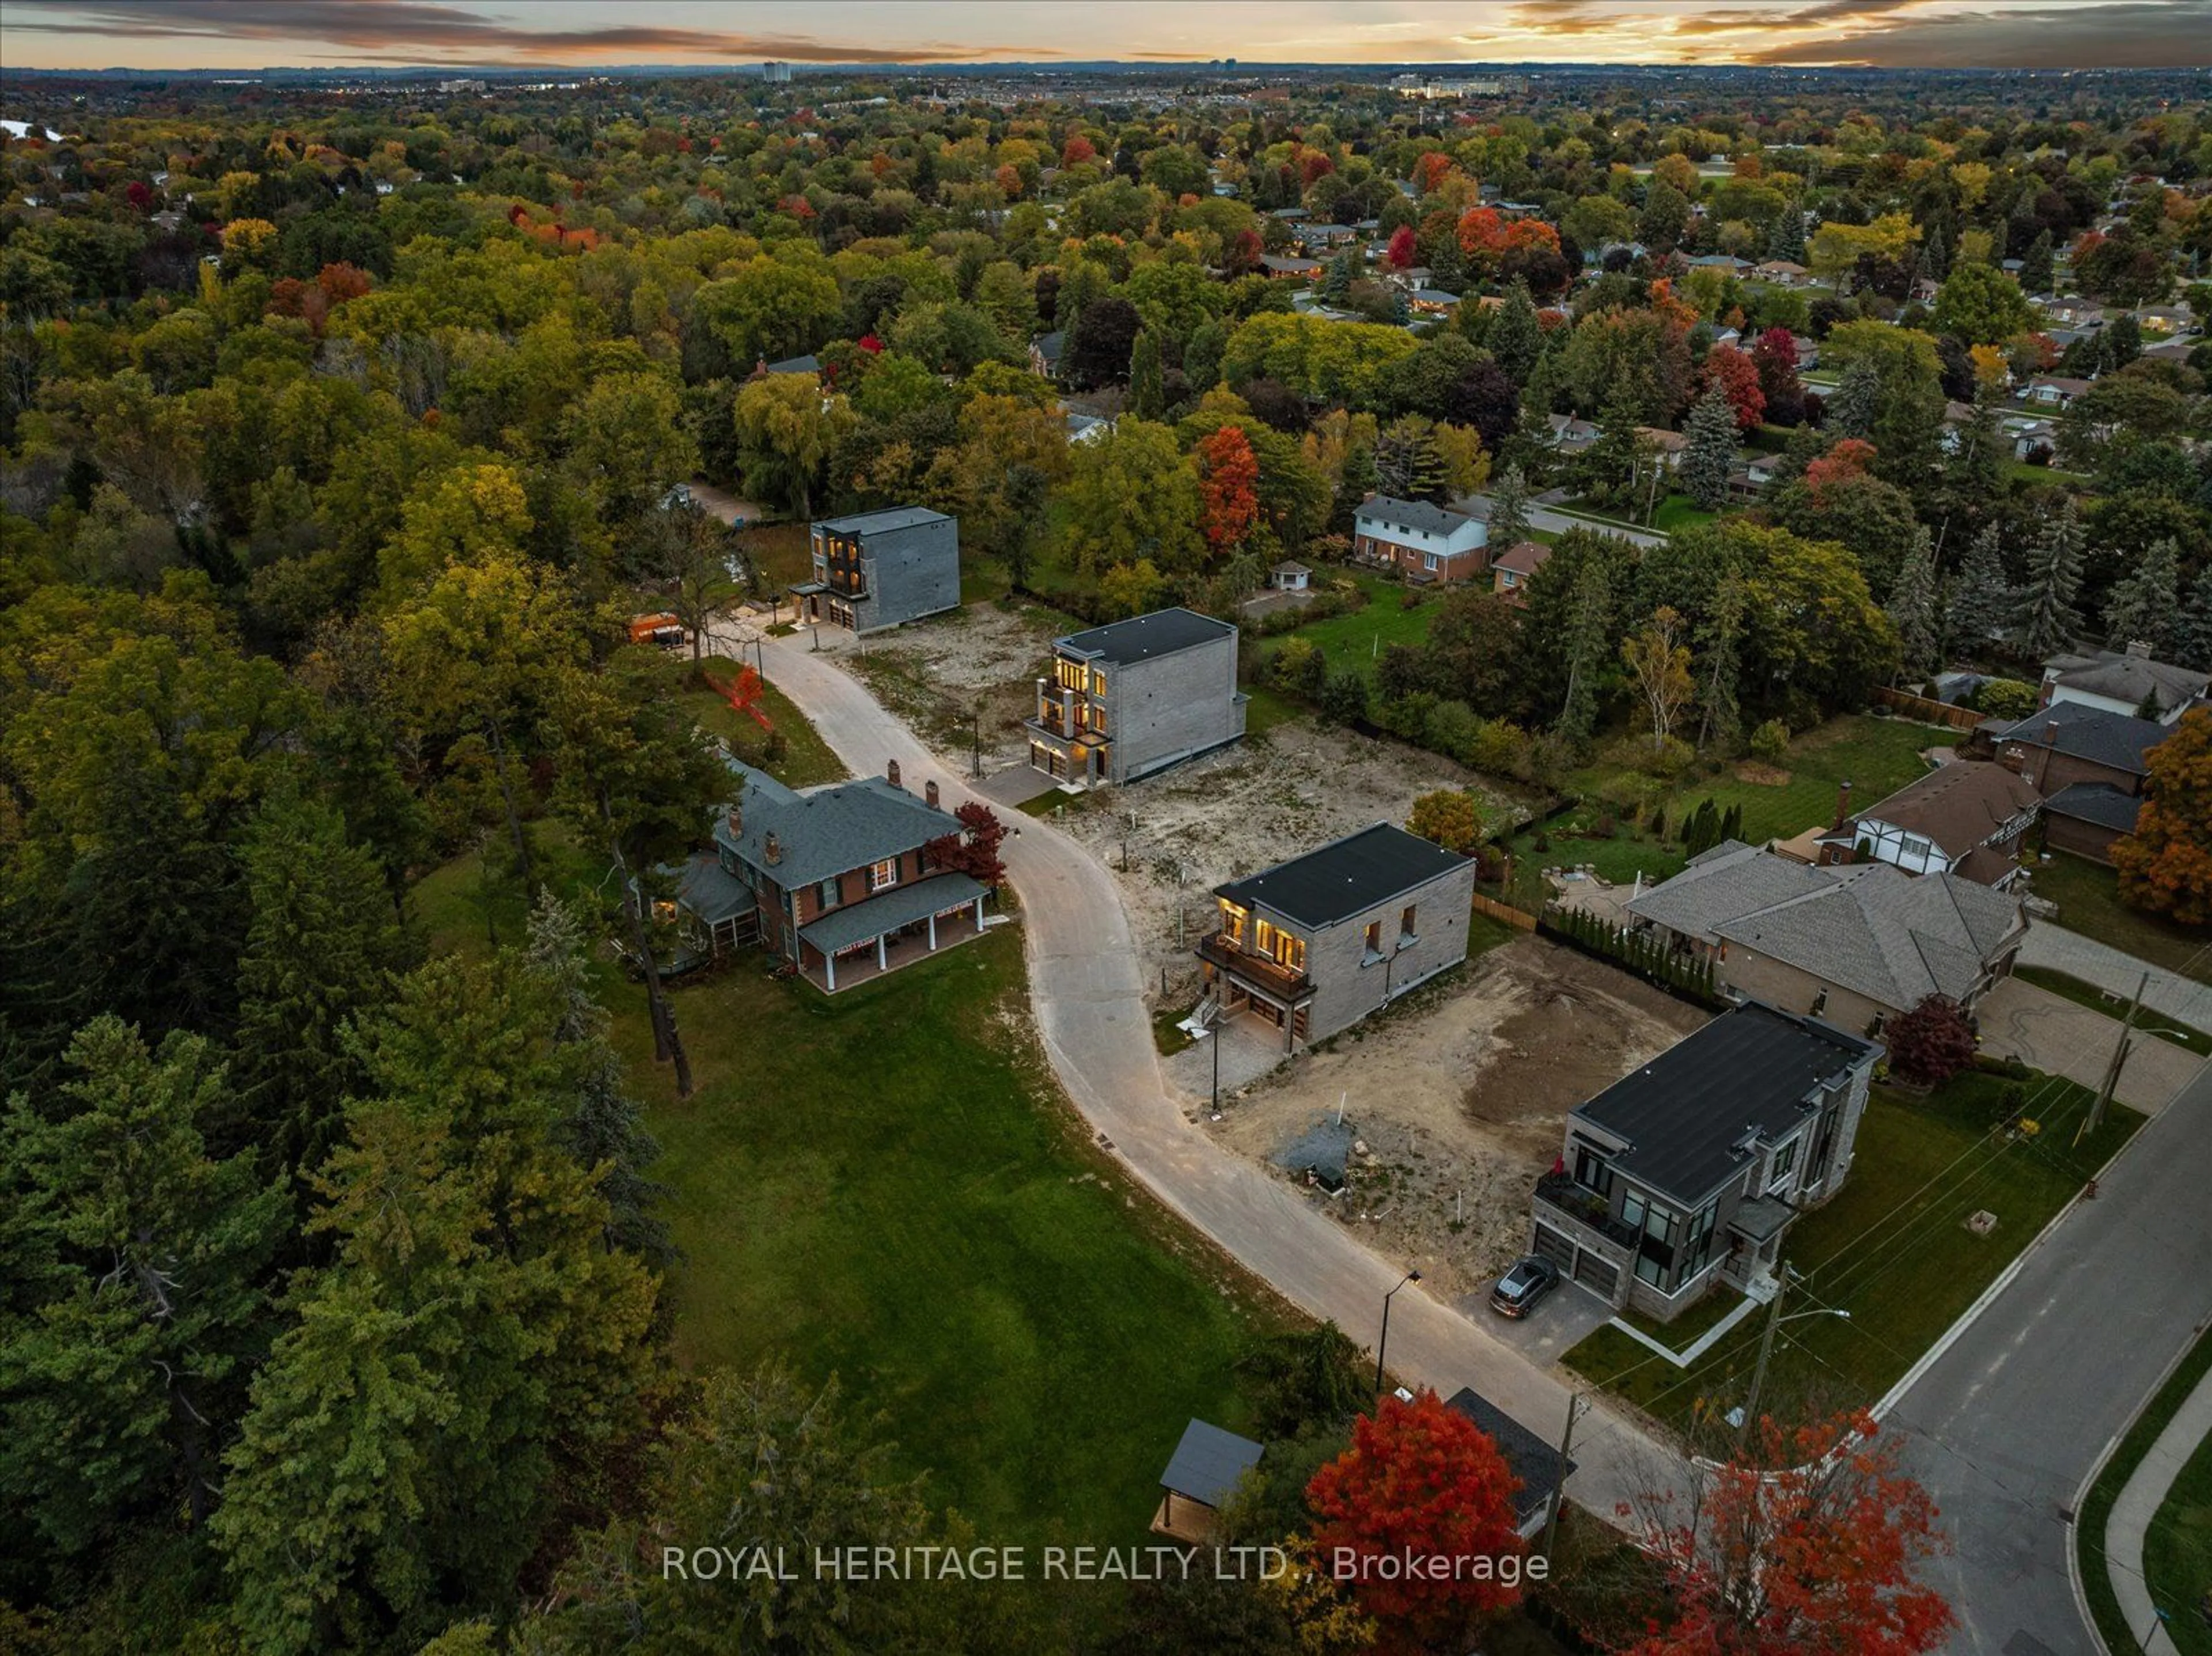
xmin=1 ymin=0 xmax=2208 ymax=73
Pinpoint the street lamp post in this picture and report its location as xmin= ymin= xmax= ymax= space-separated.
xmin=1738 ymin=1263 xmax=1850 ymax=1441
xmin=1209 ymin=1001 xmax=1222 ymax=1113
xmin=1374 ymin=1270 xmax=1423 ymax=1394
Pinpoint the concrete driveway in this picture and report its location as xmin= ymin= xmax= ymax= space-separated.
xmin=1976 ymin=977 xmax=2205 ymax=1114
xmin=1461 ymin=1278 xmax=1617 ymax=1368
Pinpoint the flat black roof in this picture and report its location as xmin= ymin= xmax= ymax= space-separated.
xmin=1058 ymin=607 xmax=1234 ymax=667
xmin=1444 ymin=1389 xmax=1571 ymax=1522
xmin=1576 ymin=1003 xmax=1879 ymax=1208
xmin=1215 ymin=823 xmax=1469 ymax=931
xmin=813 ymin=506 xmax=952 ymax=536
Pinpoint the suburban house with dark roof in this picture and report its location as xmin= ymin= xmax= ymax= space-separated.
xmin=1443 ymin=1389 xmax=1574 ymax=1540
xmin=1196 ymin=824 xmax=1477 ymax=1052
xmin=794 ymin=506 xmax=960 ymax=634
xmin=1811 ymin=763 xmax=2041 ymax=888
xmin=680 ymin=759 xmax=990 ymax=992
xmin=1626 ymin=841 xmax=2027 ymax=1033
xmin=1529 ymin=1005 xmax=1882 ymax=1320
xmin=1971 ymin=703 xmax=2174 ymax=863
xmin=2040 ymin=644 xmax=2209 ymax=725
xmin=1026 ymin=608 xmax=1246 ymax=786
xmin=1351 ymin=493 xmax=1490 ymax=583
xmin=1028 ymin=329 xmax=1063 ymax=379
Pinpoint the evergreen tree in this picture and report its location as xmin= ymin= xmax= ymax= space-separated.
xmin=2016 ymin=498 xmax=2088 ymax=657
xmin=1485 ymin=464 xmax=1533 ymax=550
xmin=1681 ymin=383 xmax=1738 ymax=513
xmin=1487 ymin=280 xmax=1544 ymax=387
xmin=1825 ymin=357 xmax=1880 ymax=442
xmin=1694 ymin=574 xmax=1747 ymax=752
xmin=229 ymin=793 xmax=412 ymax=1179
xmin=1584 ymin=385 xmax=1650 ymax=512
xmin=213 ymin=954 xmax=661 ymax=1656
xmin=2102 ymin=539 xmax=2180 ymax=655
xmin=1323 ymin=249 xmax=1356 ymax=301
xmin=1767 ymin=197 xmax=1808 ymax=263
xmin=1 ymin=1018 xmax=289 ymax=1563
xmin=525 ymin=892 xmax=674 ymax=1270
xmin=1127 ymin=327 xmax=1165 ymax=419
xmin=1373 ymin=415 xmax=1445 ymax=501
xmin=1183 ymin=317 xmax=1226 ymax=392
xmin=1555 ymin=559 xmax=1614 ymax=745
xmin=2018 ymin=229 xmax=2055 ymax=295
xmin=2100 ymin=312 xmax=2142 ymax=371
xmin=1950 ymin=521 xmax=2017 ymax=647
xmin=1886 ymin=526 xmax=1943 ymax=683
xmin=2172 ymin=568 xmax=2212 ymax=673
xmin=1940 ymin=392 xmax=2004 ymax=521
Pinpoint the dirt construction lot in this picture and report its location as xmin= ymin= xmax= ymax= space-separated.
xmin=1199 ymin=938 xmax=1708 ymax=1302
xmin=1048 ymin=727 xmax=1528 ymax=997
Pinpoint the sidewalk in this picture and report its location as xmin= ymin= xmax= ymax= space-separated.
xmin=2105 ymin=1362 xmax=2212 ymax=1655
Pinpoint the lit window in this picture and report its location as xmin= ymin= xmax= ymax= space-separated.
xmin=1363 ymin=920 xmax=1382 ymax=959
xmin=870 ymin=858 xmax=898 ymax=892
xmin=1091 ymin=669 xmax=1107 ymax=696
xmin=1221 ymin=903 xmax=1247 ymax=945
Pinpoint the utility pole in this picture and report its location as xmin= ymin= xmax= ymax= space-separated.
xmin=2082 ymin=971 xmax=2149 ymax=1143
xmin=1741 ymin=1264 xmax=1794 ymax=1443
xmin=1540 ymin=1391 xmax=1585 ymax=1560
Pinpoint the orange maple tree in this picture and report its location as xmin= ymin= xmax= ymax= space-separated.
xmin=1305 ymin=1389 xmax=1528 ymax=1655
xmin=1196 ymin=424 xmax=1260 ymax=556
xmin=1613 ymin=1411 xmax=1952 ymax=1656
xmin=1456 ymin=206 xmax=1562 ymax=276
xmin=1698 ymin=343 xmax=1767 ymax=433
xmin=2114 ymin=707 xmax=2212 ymax=924
xmin=1805 ymin=438 xmax=1878 ymax=506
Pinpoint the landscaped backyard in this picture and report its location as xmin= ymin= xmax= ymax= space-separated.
xmin=1491 ymin=712 xmax=1956 ymax=910
xmin=1279 ymin=569 xmax=1443 ymax=680
xmin=1563 ymin=1067 xmax=2142 ymax=1435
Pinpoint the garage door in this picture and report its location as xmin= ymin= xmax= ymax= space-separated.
xmin=1574 ymin=1250 xmax=1621 ymax=1298
xmin=1531 ymin=1223 xmax=1576 ymax=1269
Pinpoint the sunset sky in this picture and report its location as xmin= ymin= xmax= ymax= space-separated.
xmin=1 ymin=0 xmax=2207 ymax=72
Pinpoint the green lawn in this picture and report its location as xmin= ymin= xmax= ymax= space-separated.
xmin=737 ymin=520 xmax=813 ymax=588
xmin=2025 ymin=851 xmax=2212 ymax=985
xmin=2014 ymin=965 xmax=2212 ymax=1055
xmin=1282 ymin=571 xmax=1441 ymax=681
xmin=681 ymin=655 xmax=849 ymax=789
xmin=2081 ymin=1328 xmax=2212 ymax=1656
xmin=1240 ymin=683 xmax=1304 ymax=736
xmin=1564 ymin=1068 xmax=2143 ymax=1439
xmin=1650 ymin=494 xmax=1718 ymax=535
xmin=1494 ymin=713 xmax=1954 ymax=910
xmin=2146 ymin=1417 xmax=2212 ymax=1656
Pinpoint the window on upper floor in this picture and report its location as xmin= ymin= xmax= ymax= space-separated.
xmin=1768 ymin=1139 xmax=1798 ymax=1187
xmin=870 ymin=858 xmax=898 ymax=892
xmin=1399 ymin=904 xmax=1418 ymax=945
xmin=1363 ymin=920 xmax=1382 ymax=961
xmin=819 ymin=877 xmax=840 ymax=911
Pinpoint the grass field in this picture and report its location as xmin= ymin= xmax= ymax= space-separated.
xmin=2027 ymin=851 xmax=2212 ymax=985
xmin=737 ymin=520 xmax=813 ymax=587
xmin=1563 ymin=1068 xmax=2142 ymax=1436
xmin=2081 ymin=1328 xmax=2212 ymax=1656
xmin=1650 ymin=494 xmax=1718 ymax=535
xmin=1283 ymin=571 xmax=1441 ymax=681
xmin=680 ymin=654 xmax=848 ymax=789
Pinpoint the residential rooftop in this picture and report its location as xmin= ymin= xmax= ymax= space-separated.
xmin=1355 ymin=493 xmax=1478 ymax=536
xmin=1575 ymin=1002 xmax=1879 ymax=1208
xmin=1056 ymin=606 xmax=1234 ymax=667
xmin=2043 ymin=647 xmax=2210 ymax=718
xmin=1822 ymin=760 xmax=2041 ymax=861
xmin=1215 ymin=822 xmax=1468 ymax=931
xmin=812 ymin=505 xmax=954 ymax=536
xmin=1984 ymin=701 xmax=2172 ymax=776
xmin=711 ymin=760 xmax=954 ymax=890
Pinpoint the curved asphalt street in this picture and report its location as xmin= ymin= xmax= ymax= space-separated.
xmin=741 ymin=626 xmax=2212 ymax=1654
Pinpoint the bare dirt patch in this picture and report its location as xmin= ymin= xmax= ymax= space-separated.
xmin=1733 ymin=762 xmax=1791 ymax=787
xmin=1192 ymin=938 xmax=1707 ymax=1300
xmin=1046 ymin=726 xmax=1531 ymax=998
xmin=842 ymin=602 xmax=1065 ymax=764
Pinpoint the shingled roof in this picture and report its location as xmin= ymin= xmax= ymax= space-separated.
xmin=1628 ymin=842 xmax=2026 ymax=1016
xmin=1821 ymin=761 xmax=2040 ymax=862
xmin=1985 ymin=702 xmax=2169 ymax=777
xmin=711 ymin=760 xmax=955 ymax=890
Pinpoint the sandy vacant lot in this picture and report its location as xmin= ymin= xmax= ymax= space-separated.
xmin=1048 ymin=726 xmax=1528 ymax=996
xmin=839 ymin=602 xmax=1065 ymax=769
xmin=1196 ymin=938 xmax=1709 ymax=1301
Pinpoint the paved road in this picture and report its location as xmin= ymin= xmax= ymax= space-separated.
xmin=1885 ymin=1056 xmax=2212 ymax=1656
xmin=2106 ymin=1362 xmax=2212 ymax=1656
xmin=739 ymin=627 xmax=1677 ymax=1521
xmin=1526 ymin=505 xmax=1669 ymax=548
xmin=2018 ymin=919 xmax=2212 ymax=1032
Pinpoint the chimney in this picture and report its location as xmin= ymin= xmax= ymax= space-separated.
xmin=2044 ymin=720 xmax=2059 ymax=746
xmin=925 ymin=779 xmax=940 ymax=809
xmin=1832 ymin=778 xmax=1853 ymax=831
xmin=887 ymin=759 xmax=902 ymax=790
xmin=725 ymin=800 xmax=743 ymax=839
xmin=764 ymin=832 xmax=782 ymax=865
xmin=2126 ymin=639 xmax=2153 ymax=659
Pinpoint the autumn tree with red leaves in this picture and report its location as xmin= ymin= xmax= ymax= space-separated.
xmin=924 ymin=801 xmax=1008 ymax=889
xmin=1061 ymin=134 xmax=1096 ymax=168
xmin=1698 ymin=344 xmax=1767 ymax=433
xmin=1196 ymin=424 xmax=1261 ymax=558
xmin=1613 ymin=1411 xmax=1952 ymax=1656
xmin=1804 ymin=438 xmax=1878 ymax=507
xmin=1304 ymin=1389 xmax=1528 ymax=1656
xmin=1456 ymin=207 xmax=1563 ymax=279
xmin=1414 ymin=151 xmax=1456 ymax=194
xmin=1882 ymin=994 xmax=1977 ymax=1086
xmin=1385 ymin=225 xmax=1419 ymax=271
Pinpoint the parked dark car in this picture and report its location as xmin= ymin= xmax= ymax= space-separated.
xmin=1489 ymin=1255 xmax=1560 ymax=1319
